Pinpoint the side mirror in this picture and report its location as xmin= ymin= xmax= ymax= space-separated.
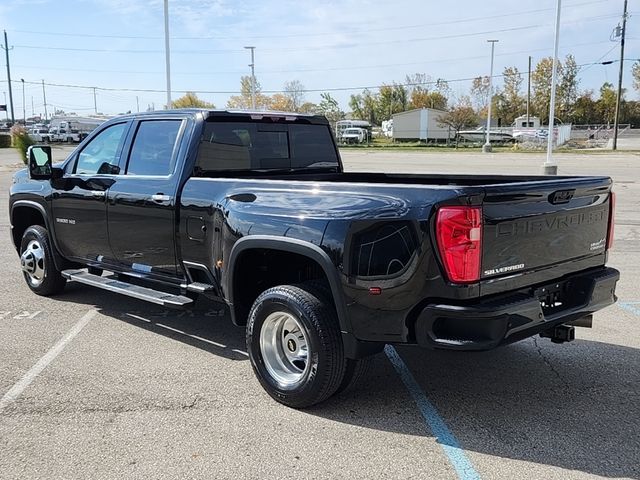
xmin=28 ymin=145 xmax=52 ymax=180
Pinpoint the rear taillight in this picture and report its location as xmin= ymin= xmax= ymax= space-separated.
xmin=606 ymin=191 xmax=616 ymax=250
xmin=436 ymin=206 xmax=482 ymax=283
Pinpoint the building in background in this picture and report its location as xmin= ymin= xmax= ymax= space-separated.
xmin=391 ymin=108 xmax=450 ymax=142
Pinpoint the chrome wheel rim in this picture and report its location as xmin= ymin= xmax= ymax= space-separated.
xmin=259 ymin=311 xmax=310 ymax=389
xmin=21 ymin=239 xmax=46 ymax=287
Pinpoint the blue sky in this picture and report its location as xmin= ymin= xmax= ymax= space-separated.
xmin=0 ymin=0 xmax=636 ymax=117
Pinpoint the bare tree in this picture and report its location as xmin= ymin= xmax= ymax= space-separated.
xmin=438 ymin=96 xmax=478 ymax=148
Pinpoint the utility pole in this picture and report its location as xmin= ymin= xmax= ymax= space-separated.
xmin=31 ymin=95 xmax=34 ymax=117
xmin=244 ymin=46 xmax=256 ymax=109
xmin=612 ymin=0 xmax=628 ymax=151
xmin=3 ymin=91 xmax=7 ymax=120
xmin=92 ymin=87 xmax=97 ymax=114
xmin=163 ymin=0 xmax=172 ymax=109
xmin=482 ymin=40 xmax=498 ymax=153
xmin=41 ymin=80 xmax=48 ymax=121
xmin=136 ymin=95 xmax=140 ymax=113
xmin=20 ymin=78 xmax=25 ymax=123
xmin=526 ymin=56 xmax=532 ymax=127
xmin=2 ymin=30 xmax=15 ymax=124
xmin=544 ymin=0 xmax=562 ymax=175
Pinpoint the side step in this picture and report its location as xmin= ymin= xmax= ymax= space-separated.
xmin=61 ymin=269 xmax=193 ymax=307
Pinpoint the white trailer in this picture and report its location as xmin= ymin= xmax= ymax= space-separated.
xmin=392 ymin=108 xmax=450 ymax=142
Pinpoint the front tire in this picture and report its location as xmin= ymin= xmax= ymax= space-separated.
xmin=20 ymin=225 xmax=66 ymax=296
xmin=247 ymin=285 xmax=346 ymax=408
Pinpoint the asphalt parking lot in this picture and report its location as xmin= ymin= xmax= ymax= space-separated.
xmin=0 ymin=145 xmax=638 ymax=479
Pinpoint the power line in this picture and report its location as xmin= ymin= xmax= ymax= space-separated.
xmin=7 ymin=39 xmax=616 ymax=79
xmin=7 ymin=0 xmax=610 ymax=41
xmin=9 ymin=15 xmax=620 ymax=57
xmin=1 ymin=58 xmax=621 ymax=97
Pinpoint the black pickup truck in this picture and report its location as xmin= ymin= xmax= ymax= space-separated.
xmin=10 ymin=110 xmax=619 ymax=407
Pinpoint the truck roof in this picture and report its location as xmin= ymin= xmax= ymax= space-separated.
xmin=111 ymin=109 xmax=329 ymax=125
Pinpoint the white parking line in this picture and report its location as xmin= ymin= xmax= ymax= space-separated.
xmin=0 ymin=309 xmax=97 ymax=412
xmin=125 ymin=313 xmax=249 ymax=357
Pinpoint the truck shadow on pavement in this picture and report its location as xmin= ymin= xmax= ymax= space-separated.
xmin=52 ymin=285 xmax=639 ymax=478
xmin=55 ymin=283 xmax=248 ymax=362
xmin=321 ymin=339 xmax=640 ymax=479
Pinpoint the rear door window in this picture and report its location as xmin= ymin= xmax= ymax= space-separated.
xmin=126 ymin=120 xmax=183 ymax=176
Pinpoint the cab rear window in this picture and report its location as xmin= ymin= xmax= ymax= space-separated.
xmin=196 ymin=121 xmax=339 ymax=172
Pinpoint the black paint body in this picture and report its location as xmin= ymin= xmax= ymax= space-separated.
xmin=9 ymin=110 xmax=619 ymax=356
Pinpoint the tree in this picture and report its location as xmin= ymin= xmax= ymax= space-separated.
xmin=283 ymin=80 xmax=305 ymax=111
xmin=410 ymin=90 xmax=448 ymax=110
xmin=316 ymin=93 xmax=345 ymax=128
xmin=171 ymin=91 xmax=215 ymax=109
xmin=470 ymin=76 xmax=490 ymax=113
xmin=558 ymin=54 xmax=579 ymax=119
xmin=227 ymin=76 xmax=270 ymax=109
xmin=377 ymin=83 xmax=408 ymax=121
xmin=531 ymin=57 xmax=556 ymax=123
xmin=298 ymin=102 xmax=318 ymax=114
xmin=598 ymin=82 xmax=618 ymax=125
xmin=571 ymin=90 xmax=599 ymax=124
xmin=268 ymin=93 xmax=291 ymax=111
xmin=632 ymin=61 xmax=640 ymax=93
xmin=495 ymin=66 xmax=525 ymax=126
xmin=438 ymin=96 xmax=478 ymax=147
xmin=349 ymin=89 xmax=378 ymax=124
xmin=405 ymin=73 xmax=449 ymax=110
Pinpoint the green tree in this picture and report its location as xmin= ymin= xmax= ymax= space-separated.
xmin=349 ymin=89 xmax=378 ymax=124
xmin=598 ymin=82 xmax=619 ymax=125
xmin=470 ymin=76 xmax=490 ymax=113
xmin=377 ymin=83 xmax=408 ymax=121
xmin=171 ymin=91 xmax=215 ymax=109
xmin=632 ymin=61 xmax=640 ymax=93
xmin=227 ymin=76 xmax=270 ymax=109
xmin=558 ymin=54 xmax=579 ymax=119
xmin=531 ymin=57 xmax=556 ymax=123
xmin=438 ymin=96 xmax=478 ymax=148
xmin=316 ymin=93 xmax=345 ymax=128
xmin=570 ymin=90 xmax=599 ymax=124
xmin=495 ymin=66 xmax=525 ymax=125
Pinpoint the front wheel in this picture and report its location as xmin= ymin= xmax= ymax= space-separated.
xmin=20 ymin=225 xmax=66 ymax=296
xmin=247 ymin=285 xmax=346 ymax=408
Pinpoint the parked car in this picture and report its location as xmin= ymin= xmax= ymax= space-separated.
xmin=28 ymin=128 xmax=51 ymax=143
xmin=49 ymin=127 xmax=81 ymax=143
xmin=340 ymin=127 xmax=368 ymax=144
xmin=10 ymin=109 xmax=619 ymax=408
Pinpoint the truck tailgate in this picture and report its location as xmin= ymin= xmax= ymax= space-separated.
xmin=481 ymin=176 xmax=612 ymax=282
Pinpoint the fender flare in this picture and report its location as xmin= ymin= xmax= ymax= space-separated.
xmin=11 ymin=200 xmax=65 ymax=270
xmin=225 ymin=235 xmax=352 ymax=335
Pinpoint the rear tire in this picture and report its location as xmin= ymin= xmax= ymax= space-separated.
xmin=246 ymin=284 xmax=346 ymax=408
xmin=19 ymin=225 xmax=66 ymax=296
xmin=303 ymin=279 xmax=373 ymax=394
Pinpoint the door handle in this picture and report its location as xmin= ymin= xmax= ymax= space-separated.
xmin=151 ymin=194 xmax=172 ymax=203
xmin=91 ymin=190 xmax=106 ymax=198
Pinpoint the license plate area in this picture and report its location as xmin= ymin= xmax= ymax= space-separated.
xmin=535 ymin=282 xmax=567 ymax=314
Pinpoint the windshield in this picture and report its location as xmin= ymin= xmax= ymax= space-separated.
xmin=196 ymin=121 xmax=339 ymax=172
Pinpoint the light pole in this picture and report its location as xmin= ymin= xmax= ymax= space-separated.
xmin=163 ymin=0 xmax=172 ymax=109
xmin=482 ymin=40 xmax=498 ymax=153
xmin=20 ymin=78 xmax=25 ymax=124
xmin=612 ymin=0 xmax=628 ymax=150
xmin=244 ymin=46 xmax=256 ymax=109
xmin=544 ymin=0 xmax=562 ymax=175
